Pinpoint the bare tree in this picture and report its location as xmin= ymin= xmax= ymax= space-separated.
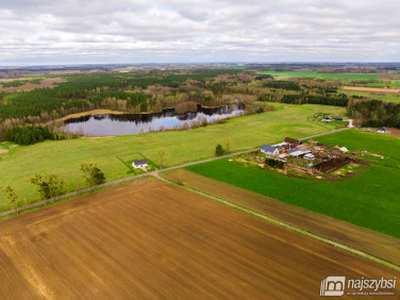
xmin=224 ymin=138 xmax=232 ymax=154
xmin=3 ymin=185 xmax=18 ymax=215
xmin=157 ymin=148 xmax=168 ymax=169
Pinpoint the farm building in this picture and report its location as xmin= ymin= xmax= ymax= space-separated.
xmin=377 ymin=127 xmax=388 ymax=133
xmin=286 ymin=147 xmax=310 ymax=157
xmin=333 ymin=116 xmax=343 ymax=121
xmin=132 ymin=159 xmax=148 ymax=169
xmin=304 ymin=153 xmax=315 ymax=160
xmin=260 ymin=145 xmax=279 ymax=156
xmin=272 ymin=142 xmax=288 ymax=148
xmin=283 ymin=137 xmax=302 ymax=148
xmin=321 ymin=116 xmax=332 ymax=122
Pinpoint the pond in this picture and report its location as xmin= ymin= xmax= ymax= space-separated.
xmin=62 ymin=105 xmax=245 ymax=136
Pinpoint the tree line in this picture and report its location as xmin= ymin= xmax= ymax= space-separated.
xmin=2 ymin=163 xmax=105 ymax=215
xmin=348 ymin=99 xmax=400 ymax=128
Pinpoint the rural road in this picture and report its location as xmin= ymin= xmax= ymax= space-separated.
xmin=0 ymin=126 xmax=351 ymax=217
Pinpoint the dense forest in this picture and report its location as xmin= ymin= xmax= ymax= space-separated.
xmin=348 ymin=99 xmax=400 ymax=128
xmin=1 ymin=64 xmax=399 ymax=143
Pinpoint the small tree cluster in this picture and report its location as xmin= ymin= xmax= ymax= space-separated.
xmin=5 ymin=125 xmax=55 ymax=145
xmin=80 ymin=163 xmax=106 ymax=187
xmin=29 ymin=173 xmax=64 ymax=202
xmin=265 ymin=158 xmax=284 ymax=169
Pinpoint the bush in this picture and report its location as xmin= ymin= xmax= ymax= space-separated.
xmin=80 ymin=163 xmax=106 ymax=187
xmin=175 ymin=101 xmax=198 ymax=114
xmin=215 ymin=144 xmax=225 ymax=156
xmin=265 ymin=158 xmax=284 ymax=169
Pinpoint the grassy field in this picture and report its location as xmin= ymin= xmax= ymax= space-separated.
xmin=258 ymin=71 xmax=380 ymax=81
xmin=0 ymin=103 xmax=345 ymax=211
xmin=186 ymin=159 xmax=313 ymax=198
xmin=186 ymin=130 xmax=400 ymax=238
xmin=341 ymin=90 xmax=400 ymax=103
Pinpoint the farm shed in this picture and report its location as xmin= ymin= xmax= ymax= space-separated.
xmin=272 ymin=142 xmax=288 ymax=148
xmin=333 ymin=116 xmax=343 ymax=121
xmin=132 ymin=159 xmax=148 ymax=168
xmin=287 ymin=147 xmax=310 ymax=157
xmin=321 ymin=116 xmax=332 ymax=122
xmin=377 ymin=127 xmax=388 ymax=133
xmin=283 ymin=137 xmax=302 ymax=148
xmin=260 ymin=145 xmax=279 ymax=156
xmin=304 ymin=153 xmax=315 ymax=160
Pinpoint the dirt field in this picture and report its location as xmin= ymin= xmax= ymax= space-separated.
xmin=0 ymin=179 xmax=398 ymax=299
xmin=387 ymin=127 xmax=400 ymax=137
xmin=379 ymin=74 xmax=400 ymax=80
xmin=314 ymin=156 xmax=352 ymax=172
xmin=0 ymin=78 xmax=63 ymax=93
xmin=343 ymin=86 xmax=400 ymax=94
xmin=162 ymin=170 xmax=400 ymax=266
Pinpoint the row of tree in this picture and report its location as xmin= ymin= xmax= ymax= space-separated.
xmin=2 ymin=163 xmax=105 ymax=215
xmin=347 ymin=99 xmax=400 ymax=128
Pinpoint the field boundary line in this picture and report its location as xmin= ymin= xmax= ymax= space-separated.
xmin=157 ymin=175 xmax=400 ymax=273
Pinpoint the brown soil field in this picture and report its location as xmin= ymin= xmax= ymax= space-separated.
xmin=0 ymin=78 xmax=63 ymax=93
xmin=379 ymin=74 xmax=400 ymax=80
xmin=343 ymin=86 xmax=400 ymax=94
xmin=0 ymin=179 xmax=398 ymax=299
xmin=387 ymin=128 xmax=400 ymax=137
xmin=162 ymin=170 xmax=400 ymax=266
xmin=314 ymin=157 xmax=352 ymax=173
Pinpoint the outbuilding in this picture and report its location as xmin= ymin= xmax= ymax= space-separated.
xmin=287 ymin=147 xmax=310 ymax=157
xmin=283 ymin=137 xmax=302 ymax=148
xmin=132 ymin=159 xmax=148 ymax=169
xmin=377 ymin=127 xmax=388 ymax=133
xmin=304 ymin=153 xmax=315 ymax=160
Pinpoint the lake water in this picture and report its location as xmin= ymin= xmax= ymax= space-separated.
xmin=63 ymin=105 xmax=245 ymax=136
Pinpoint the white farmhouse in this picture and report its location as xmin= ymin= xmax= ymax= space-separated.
xmin=132 ymin=159 xmax=148 ymax=169
xmin=260 ymin=144 xmax=279 ymax=157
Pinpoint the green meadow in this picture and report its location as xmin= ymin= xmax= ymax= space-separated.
xmin=341 ymin=90 xmax=400 ymax=104
xmin=186 ymin=130 xmax=400 ymax=238
xmin=0 ymin=103 xmax=345 ymax=211
xmin=258 ymin=71 xmax=380 ymax=81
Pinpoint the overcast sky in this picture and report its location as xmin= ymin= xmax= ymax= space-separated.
xmin=1 ymin=0 xmax=399 ymax=66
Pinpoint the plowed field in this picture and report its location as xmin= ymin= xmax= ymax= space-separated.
xmin=343 ymin=86 xmax=400 ymax=94
xmin=0 ymin=179 xmax=398 ymax=299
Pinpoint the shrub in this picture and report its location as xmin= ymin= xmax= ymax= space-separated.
xmin=215 ymin=144 xmax=225 ymax=156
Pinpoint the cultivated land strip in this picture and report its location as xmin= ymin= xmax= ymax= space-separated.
xmin=160 ymin=170 xmax=400 ymax=269
xmin=0 ymin=127 xmax=351 ymax=218
xmin=0 ymin=179 xmax=398 ymax=299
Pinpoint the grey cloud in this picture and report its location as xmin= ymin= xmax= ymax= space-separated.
xmin=0 ymin=0 xmax=399 ymax=65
